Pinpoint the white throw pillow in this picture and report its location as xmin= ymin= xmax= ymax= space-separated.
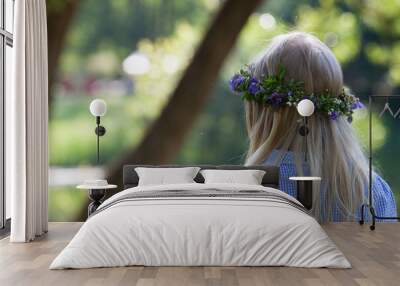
xmin=135 ymin=167 xmax=200 ymax=186
xmin=200 ymin=169 xmax=266 ymax=185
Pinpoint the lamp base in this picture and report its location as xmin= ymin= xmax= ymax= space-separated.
xmin=95 ymin=126 xmax=106 ymax=136
xmin=88 ymin=189 xmax=106 ymax=216
xmin=299 ymin=125 xmax=309 ymax=136
xmin=296 ymin=180 xmax=313 ymax=210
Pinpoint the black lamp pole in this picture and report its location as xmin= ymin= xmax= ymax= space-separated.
xmin=299 ymin=116 xmax=309 ymax=163
xmin=95 ymin=116 xmax=106 ymax=165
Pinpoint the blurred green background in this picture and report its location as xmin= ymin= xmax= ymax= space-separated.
xmin=48 ymin=0 xmax=400 ymax=221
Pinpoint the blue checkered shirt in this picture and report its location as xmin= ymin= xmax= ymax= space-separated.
xmin=264 ymin=150 xmax=397 ymax=221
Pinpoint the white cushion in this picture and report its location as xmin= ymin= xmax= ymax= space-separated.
xmin=200 ymin=169 xmax=266 ymax=185
xmin=135 ymin=167 xmax=200 ymax=186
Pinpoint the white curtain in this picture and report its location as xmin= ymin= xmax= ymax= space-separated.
xmin=9 ymin=0 xmax=49 ymax=242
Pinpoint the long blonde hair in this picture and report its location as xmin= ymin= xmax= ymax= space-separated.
xmin=245 ymin=32 xmax=367 ymax=221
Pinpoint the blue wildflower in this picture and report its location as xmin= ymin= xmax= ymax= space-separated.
xmin=248 ymin=77 xmax=261 ymax=95
xmin=268 ymin=92 xmax=285 ymax=107
xmin=329 ymin=111 xmax=339 ymax=120
xmin=351 ymin=99 xmax=364 ymax=110
xmin=229 ymin=74 xmax=245 ymax=91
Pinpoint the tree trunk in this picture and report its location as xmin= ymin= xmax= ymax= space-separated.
xmin=47 ymin=0 xmax=80 ymax=106
xmin=106 ymin=0 xmax=263 ymax=187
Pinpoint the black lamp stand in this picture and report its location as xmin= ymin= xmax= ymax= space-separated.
xmin=88 ymin=189 xmax=106 ymax=216
xmin=87 ymin=116 xmax=107 ymax=217
xmin=294 ymin=116 xmax=320 ymax=210
xmin=95 ymin=116 xmax=106 ymax=164
xmin=299 ymin=117 xmax=309 ymax=163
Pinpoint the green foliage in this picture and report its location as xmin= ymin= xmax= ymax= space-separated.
xmin=59 ymin=0 xmax=212 ymax=74
xmin=295 ymin=1 xmax=360 ymax=64
xmin=352 ymin=109 xmax=388 ymax=151
xmin=344 ymin=0 xmax=400 ymax=85
xmin=48 ymin=187 xmax=87 ymax=221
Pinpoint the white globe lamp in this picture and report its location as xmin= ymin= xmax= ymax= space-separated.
xmin=297 ymin=99 xmax=315 ymax=117
xmin=90 ymin=99 xmax=107 ymax=117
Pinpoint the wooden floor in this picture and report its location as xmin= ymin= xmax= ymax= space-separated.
xmin=0 ymin=223 xmax=399 ymax=286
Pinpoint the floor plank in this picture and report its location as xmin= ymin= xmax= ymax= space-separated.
xmin=0 ymin=222 xmax=399 ymax=286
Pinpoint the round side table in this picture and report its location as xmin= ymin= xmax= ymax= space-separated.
xmin=77 ymin=184 xmax=117 ymax=217
xmin=289 ymin=177 xmax=321 ymax=210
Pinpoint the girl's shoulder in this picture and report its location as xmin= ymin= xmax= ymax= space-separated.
xmin=372 ymin=172 xmax=391 ymax=192
xmin=370 ymin=173 xmax=397 ymax=216
xmin=263 ymin=149 xmax=295 ymax=165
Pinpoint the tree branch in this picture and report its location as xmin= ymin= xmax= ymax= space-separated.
xmin=47 ymin=0 xmax=80 ymax=104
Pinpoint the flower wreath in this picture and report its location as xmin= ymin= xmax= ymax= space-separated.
xmin=229 ymin=66 xmax=364 ymax=121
